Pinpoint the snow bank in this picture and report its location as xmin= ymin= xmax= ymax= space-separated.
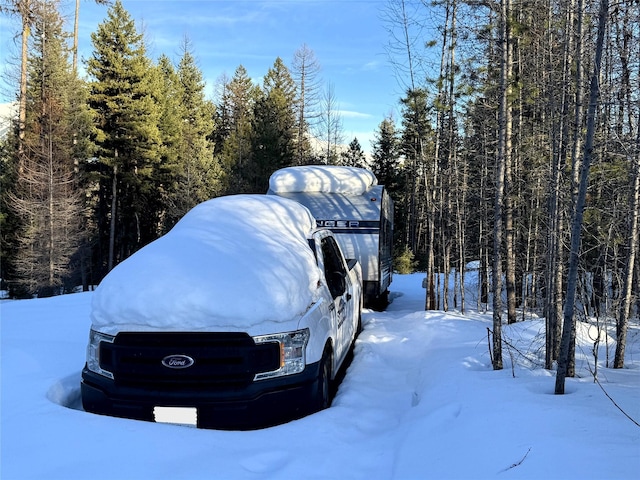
xmin=91 ymin=195 xmax=322 ymax=332
xmin=269 ymin=166 xmax=377 ymax=195
xmin=2 ymin=275 xmax=639 ymax=479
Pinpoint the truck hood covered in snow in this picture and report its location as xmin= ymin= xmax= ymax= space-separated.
xmin=91 ymin=195 xmax=322 ymax=333
xmin=268 ymin=165 xmax=377 ymax=195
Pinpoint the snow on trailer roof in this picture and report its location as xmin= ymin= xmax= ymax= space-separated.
xmin=269 ymin=166 xmax=377 ymax=195
xmin=90 ymin=195 xmax=322 ymax=332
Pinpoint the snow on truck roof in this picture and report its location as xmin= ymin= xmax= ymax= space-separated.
xmin=91 ymin=195 xmax=322 ymax=332
xmin=269 ymin=166 xmax=378 ymax=195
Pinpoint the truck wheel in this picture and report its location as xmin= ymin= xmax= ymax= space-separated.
xmin=315 ymin=350 xmax=332 ymax=411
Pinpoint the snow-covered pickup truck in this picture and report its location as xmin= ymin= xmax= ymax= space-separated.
xmin=81 ymin=195 xmax=363 ymax=429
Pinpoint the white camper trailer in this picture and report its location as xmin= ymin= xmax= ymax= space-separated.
xmin=268 ymin=166 xmax=393 ymax=309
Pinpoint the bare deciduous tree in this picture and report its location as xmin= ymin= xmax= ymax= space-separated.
xmin=291 ymin=44 xmax=321 ymax=165
xmin=556 ymin=0 xmax=609 ymax=395
xmin=316 ymin=82 xmax=343 ymax=164
xmin=614 ymin=116 xmax=640 ymax=368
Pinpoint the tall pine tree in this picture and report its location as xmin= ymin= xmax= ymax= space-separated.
xmin=154 ymin=54 xmax=182 ymax=232
xmin=371 ymin=115 xmax=402 ymax=254
xmin=87 ymin=0 xmax=161 ymax=273
xmin=248 ymin=57 xmax=297 ymax=192
xmin=399 ymin=88 xmax=431 ymax=254
xmin=170 ymin=41 xmax=219 ymax=222
xmin=214 ymin=65 xmax=257 ymax=193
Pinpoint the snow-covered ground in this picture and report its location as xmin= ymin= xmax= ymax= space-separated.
xmin=1 ymin=274 xmax=639 ymax=480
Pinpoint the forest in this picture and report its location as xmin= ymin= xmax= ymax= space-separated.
xmin=0 ymin=0 xmax=638 ymax=387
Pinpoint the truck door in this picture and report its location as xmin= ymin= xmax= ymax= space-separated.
xmin=320 ymin=236 xmax=354 ymax=362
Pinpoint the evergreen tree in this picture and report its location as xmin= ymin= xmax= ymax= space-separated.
xmin=371 ymin=116 xmax=400 ymax=191
xmin=169 ymin=41 xmax=219 ymax=223
xmin=214 ymin=65 xmax=257 ymax=193
xmin=340 ymin=137 xmax=367 ymax=168
xmin=212 ymin=72 xmax=232 ymax=157
xmin=86 ymin=0 xmax=161 ymax=272
xmin=399 ymin=88 xmax=432 ymax=254
xmin=263 ymin=57 xmax=297 ymax=103
xmin=154 ymin=54 xmax=183 ymax=231
xmin=371 ymin=115 xmax=402 ymax=252
xmin=248 ymin=58 xmax=297 ymax=192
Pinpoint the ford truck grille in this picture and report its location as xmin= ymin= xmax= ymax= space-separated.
xmin=99 ymin=332 xmax=281 ymax=391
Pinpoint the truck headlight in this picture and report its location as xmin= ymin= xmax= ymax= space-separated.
xmin=86 ymin=329 xmax=115 ymax=379
xmin=253 ymin=328 xmax=310 ymax=380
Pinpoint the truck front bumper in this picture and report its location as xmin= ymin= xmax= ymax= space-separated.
xmin=81 ymin=360 xmax=321 ymax=430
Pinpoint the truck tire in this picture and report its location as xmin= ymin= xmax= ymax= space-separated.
xmin=315 ymin=349 xmax=332 ymax=411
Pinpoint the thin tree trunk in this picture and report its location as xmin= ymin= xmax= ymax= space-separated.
xmin=556 ymin=0 xmax=608 ymax=395
xmin=423 ymin=0 xmax=450 ymax=311
xmin=564 ymin=0 xmax=586 ymax=378
xmin=614 ymin=115 xmax=640 ymax=368
xmin=108 ymin=160 xmax=118 ymax=272
xmin=523 ymin=175 xmax=541 ymax=319
xmin=447 ymin=0 xmax=459 ymax=312
xmin=479 ymin=140 xmax=489 ymax=312
xmin=492 ymin=0 xmax=510 ymax=371
xmin=73 ymin=0 xmax=79 ymax=73
xmin=47 ymin=104 xmax=55 ymax=290
xmin=505 ymin=29 xmax=516 ymax=325
xmin=570 ymin=0 xmax=585 ymax=192
xmin=456 ymin=148 xmax=467 ymax=314
xmin=398 ymin=0 xmax=421 ymax=256
xmin=19 ymin=0 xmax=31 ymax=157
xmin=545 ymin=0 xmax=572 ymax=370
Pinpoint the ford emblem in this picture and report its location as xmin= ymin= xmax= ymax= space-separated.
xmin=161 ymin=354 xmax=195 ymax=369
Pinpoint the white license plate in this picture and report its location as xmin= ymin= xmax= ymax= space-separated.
xmin=153 ymin=406 xmax=197 ymax=427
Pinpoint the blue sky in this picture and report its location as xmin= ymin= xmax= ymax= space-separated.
xmin=1 ymin=0 xmax=413 ymax=153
